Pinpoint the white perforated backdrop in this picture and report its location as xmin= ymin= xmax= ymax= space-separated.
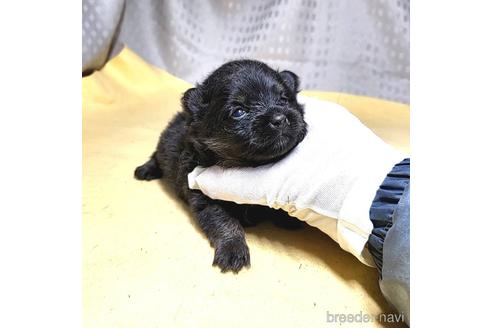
xmin=83 ymin=0 xmax=409 ymax=103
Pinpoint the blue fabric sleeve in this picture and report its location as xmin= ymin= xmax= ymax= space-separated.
xmin=368 ymin=158 xmax=410 ymax=325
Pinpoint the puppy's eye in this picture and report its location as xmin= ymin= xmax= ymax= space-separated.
xmin=231 ymin=108 xmax=246 ymax=119
xmin=279 ymin=95 xmax=289 ymax=104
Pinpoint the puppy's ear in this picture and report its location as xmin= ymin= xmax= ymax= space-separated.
xmin=182 ymin=87 xmax=205 ymax=117
xmin=279 ymin=70 xmax=300 ymax=93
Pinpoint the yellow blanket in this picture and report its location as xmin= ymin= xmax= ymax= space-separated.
xmin=83 ymin=47 xmax=409 ymax=328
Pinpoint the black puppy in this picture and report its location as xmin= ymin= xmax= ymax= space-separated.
xmin=135 ymin=60 xmax=307 ymax=272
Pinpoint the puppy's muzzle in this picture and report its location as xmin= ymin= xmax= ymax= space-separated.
xmin=269 ymin=113 xmax=290 ymax=129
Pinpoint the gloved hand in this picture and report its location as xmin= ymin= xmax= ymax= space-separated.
xmin=188 ymin=95 xmax=406 ymax=265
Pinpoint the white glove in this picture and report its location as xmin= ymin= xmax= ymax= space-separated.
xmin=188 ymin=95 xmax=406 ymax=266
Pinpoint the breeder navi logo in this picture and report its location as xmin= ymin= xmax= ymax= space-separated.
xmin=326 ymin=310 xmax=405 ymax=325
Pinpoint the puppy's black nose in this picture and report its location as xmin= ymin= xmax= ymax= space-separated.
xmin=270 ymin=113 xmax=289 ymax=129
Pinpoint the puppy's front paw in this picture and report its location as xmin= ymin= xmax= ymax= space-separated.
xmin=213 ymin=238 xmax=250 ymax=273
xmin=134 ymin=162 xmax=162 ymax=181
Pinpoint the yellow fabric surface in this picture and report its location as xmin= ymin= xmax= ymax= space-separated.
xmin=83 ymin=47 xmax=409 ymax=328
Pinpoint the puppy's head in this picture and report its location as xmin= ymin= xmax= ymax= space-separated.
xmin=183 ymin=60 xmax=307 ymax=167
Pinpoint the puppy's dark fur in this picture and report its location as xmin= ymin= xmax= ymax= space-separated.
xmin=135 ymin=60 xmax=307 ymax=272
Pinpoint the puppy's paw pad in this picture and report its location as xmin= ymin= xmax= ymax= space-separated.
xmin=213 ymin=239 xmax=250 ymax=273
